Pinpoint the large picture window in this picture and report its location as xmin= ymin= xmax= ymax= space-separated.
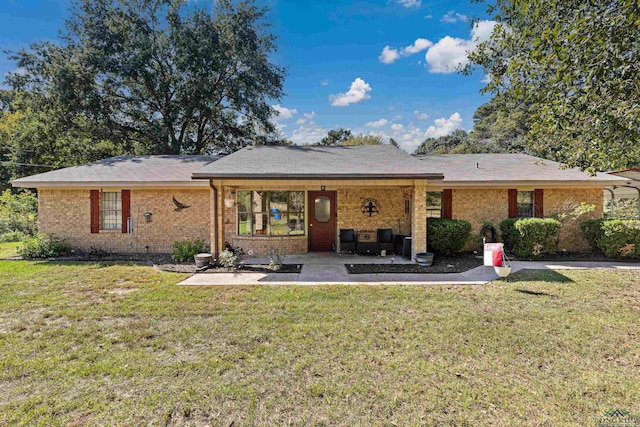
xmin=100 ymin=191 xmax=122 ymax=230
xmin=426 ymin=192 xmax=443 ymax=218
xmin=237 ymin=191 xmax=305 ymax=236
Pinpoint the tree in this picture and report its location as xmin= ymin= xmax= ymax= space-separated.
xmin=7 ymin=0 xmax=285 ymax=155
xmin=468 ymin=94 xmax=531 ymax=153
xmin=414 ymin=130 xmax=470 ymax=155
xmin=316 ymin=128 xmax=353 ymax=146
xmin=341 ymin=135 xmax=385 ymax=146
xmin=468 ymin=0 xmax=640 ymax=173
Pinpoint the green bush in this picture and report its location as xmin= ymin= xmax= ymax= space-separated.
xmin=171 ymin=238 xmax=208 ymax=262
xmin=427 ymin=218 xmax=472 ymax=255
xmin=0 ymin=189 xmax=38 ymax=236
xmin=499 ymin=218 xmax=520 ymax=251
xmin=600 ymin=220 xmax=640 ymax=258
xmin=0 ymin=230 xmax=27 ymax=242
xmin=218 ymin=249 xmax=241 ymax=270
xmin=513 ymin=218 xmax=561 ymax=259
xmin=18 ymin=234 xmax=70 ymax=259
xmin=580 ymin=219 xmax=606 ymax=253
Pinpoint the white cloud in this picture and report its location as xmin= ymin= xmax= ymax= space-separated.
xmin=425 ymin=20 xmax=496 ymax=73
xmin=379 ymin=46 xmax=400 ymax=64
xmin=296 ymin=118 xmax=307 ymax=125
xmin=390 ymin=123 xmax=404 ymax=131
xmin=290 ymin=121 xmax=329 ymax=145
xmin=365 ymin=118 xmax=388 ymax=128
xmin=481 ymin=74 xmax=491 ymax=84
xmin=424 ymin=14 xmax=433 ymax=19
xmin=425 ymin=112 xmax=463 ymax=138
xmin=414 ymin=110 xmax=429 ymax=120
xmin=330 ymin=77 xmax=372 ymax=107
xmin=320 ymin=80 xmax=330 ymax=86
xmin=380 ymin=38 xmax=432 ymax=64
xmin=304 ymin=111 xmax=316 ymax=120
xmin=441 ymin=10 xmax=468 ymax=23
xmin=396 ymin=0 xmax=421 ymax=7
xmin=400 ymin=38 xmax=433 ymax=55
xmin=272 ymin=104 xmax=298 ymax=120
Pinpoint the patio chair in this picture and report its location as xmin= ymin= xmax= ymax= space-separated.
xmin=339 ymin=229 xmax=357 ymax=254
xmin=377 ymin=228 xmax=394 ymax=254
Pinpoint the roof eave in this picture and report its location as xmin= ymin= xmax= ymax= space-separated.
xmin=192 ymin=173 xmax=445 ymax=180
xmin=11 ymin=180 xmax=210 ymax=188
xmin=438 ymin=179 xmax=630 ymax=187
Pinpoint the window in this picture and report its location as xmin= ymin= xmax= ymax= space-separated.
xmin=517 ymin=191 xmax=534 ymax=218
xmin=100 ymin=191 xmax=122 ymax=230
xmin=426 ymin=192 xmax=443 ymax=218
xmin=237 ymin=190 xmax=305 ymax=236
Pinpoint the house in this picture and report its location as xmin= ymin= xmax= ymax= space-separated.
xmin=11 ymin=145 xmax=629 ymax=258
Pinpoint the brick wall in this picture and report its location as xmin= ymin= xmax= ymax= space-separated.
xmin=448 ymin=187 xmax=602 ymax=251
xmin=38 ymin=188 xmax=210 ymax=253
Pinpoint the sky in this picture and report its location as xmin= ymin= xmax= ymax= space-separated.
xmin=0 ymin=0 xmax=495 ymax=153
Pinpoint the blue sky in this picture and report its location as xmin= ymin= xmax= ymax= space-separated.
xmin=0 ymin=0 xmax=494 ymax=152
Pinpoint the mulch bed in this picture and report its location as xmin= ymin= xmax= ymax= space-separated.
xmin=346 ymin=253 xmax=483 ymax=274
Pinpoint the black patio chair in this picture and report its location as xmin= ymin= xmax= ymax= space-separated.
xmin=377 ymin=228 xmax=394 ymax=254
xmin=339 ymin=229 xmax=357 ymax=254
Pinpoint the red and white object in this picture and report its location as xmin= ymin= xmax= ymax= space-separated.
xmin=484 ymin=243 xmax=504 ymax=267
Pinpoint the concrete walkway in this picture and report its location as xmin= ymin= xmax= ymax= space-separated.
xmin=177 ymin=257 xmax=640 ymax=286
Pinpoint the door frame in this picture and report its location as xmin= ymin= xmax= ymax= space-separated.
xmin=308 ymin=190 xmax=337 ymax=252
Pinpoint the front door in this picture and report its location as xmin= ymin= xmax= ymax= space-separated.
xmin=308 ymin=191 xmax=336 ymax=252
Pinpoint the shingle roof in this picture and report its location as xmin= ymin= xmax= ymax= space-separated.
xmin=192 ymin=145 xmax=444 ymax=179
xmin=414 ymin=153 xmax=629 ymax=185
xmin=11 ymin=155 xmax=220 ymax=188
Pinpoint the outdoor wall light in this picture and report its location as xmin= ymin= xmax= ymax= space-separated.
xmin=321 ymin=185 xmax=326 ymax=191
xmin=143 ymin=211 xmax=153 ymax=223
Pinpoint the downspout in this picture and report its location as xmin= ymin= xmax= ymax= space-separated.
xmin=209 ymin=180 xmax=218 ymax=259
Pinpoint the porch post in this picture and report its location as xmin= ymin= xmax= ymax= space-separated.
xmin=412 ymin=180 xmax=427 ymax=259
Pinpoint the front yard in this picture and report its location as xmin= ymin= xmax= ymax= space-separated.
xmin=0 ymin=261 xmax=638 ymax=425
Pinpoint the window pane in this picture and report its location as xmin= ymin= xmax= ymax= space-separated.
xmin=100 ymin=192 xmax=122 ymax=230
xmin=289 ymin=191 xmax=304 ymax=213
xmin=426 ymin=192 xmax=442 ymax=218
xmin=288 ymin=212 xmax=305 ymax=235
xmin=314 ymin=196 xmax=331 ymax=222
xmin=517 ymin=191 xmax=534 ymax=218
xmin=253 ymin=191 xmax=267 ymax=213
xmin=238 ymin=213 xmax=251 ymax=235
xmin=253 ymin=213 xmax=268 ymax=235
xmin=270 ymin=213 xmax=288 ymax=236
xmin=237 ymin=191 xmax=251 ymax=212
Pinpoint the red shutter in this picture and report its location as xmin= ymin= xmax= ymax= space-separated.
xmin=534 ymin=189 xmax=544 ymax=218
xmin=508 ymin=189 xmax=518 ymax=218
xmin=442 ymin=189 xmax=453 ymax=219
xmin=121 ymin=189 xmax=131 ymax=233
xmin=90 ymin=190 xmax=100 ymax=233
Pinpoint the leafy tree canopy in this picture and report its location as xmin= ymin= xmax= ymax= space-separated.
xmin=316 ymin=128 xmax=353 ymax=146
xmin=468 ymin=0 xmax=640 ymax=173
xmin=7 ymin=0 xmax=285 ymax=156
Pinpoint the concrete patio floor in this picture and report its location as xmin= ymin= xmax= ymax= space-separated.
xmin=177 ymin=253 xmax=640 ymax=286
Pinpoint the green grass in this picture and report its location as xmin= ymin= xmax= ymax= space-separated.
xmin=0 ymin=261 xmax=639 ymax=425
xmin=0 ymin=241 xmax=22 ymax=258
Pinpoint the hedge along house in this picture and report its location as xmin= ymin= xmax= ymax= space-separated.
xmin=12 ymin=146 xmax=629 ymax=258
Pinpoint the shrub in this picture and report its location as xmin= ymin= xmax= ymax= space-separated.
xmin=594 ymin=220 xmax=640 ymax=258
xmin=171 ymin=238 xmax=208 ymax=262
xmin=499 ymin=218 xmax=520 ymax=251
xmin=0 ymin=230 xmax=27 ymax=242
xmin=218 ymin=249 xmax=241 ymax=270
xmin=427 ymin=218 xmax=472 ymax=255
xmin=0 ymin=189 xmax=38 ymax=236
xmin=580 ymin=219 xmax=606 ymax=253
xmin=267 ymin=247 xmax=286 ymax=271
xmin=513 ymin=218 xmax=561 ymax=259
xmin=18 ymin=234 xmax=70 ymax=259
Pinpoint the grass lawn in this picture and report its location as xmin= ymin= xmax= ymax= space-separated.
xmin=0 ymin=261 xmax=639 ymax=425
xmin=0 ymin=241 xmax=21 ymax=259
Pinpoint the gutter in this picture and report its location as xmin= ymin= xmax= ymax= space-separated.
xmin=209 ymin=180 xmax=219 ymax=260
xmin=192 ymin=173 xmax=445 ymax=180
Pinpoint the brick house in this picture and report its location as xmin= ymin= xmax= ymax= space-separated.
xmin=11 ymin=145 xmax=628 ymax=258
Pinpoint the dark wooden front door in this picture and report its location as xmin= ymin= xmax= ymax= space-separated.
xmin=308 ymin=191 xmax=336 ymax=252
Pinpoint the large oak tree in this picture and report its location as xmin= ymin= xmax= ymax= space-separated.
xmin=7 ymin=0 xmax=285 ymax=155
xmin=468 ymin=0 xmax=640 ymax=173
